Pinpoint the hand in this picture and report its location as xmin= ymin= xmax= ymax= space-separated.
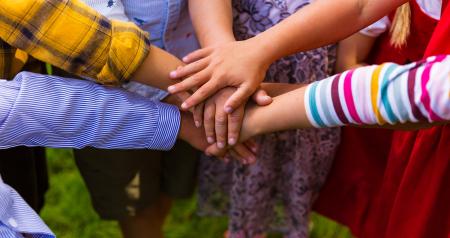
xmin=178 ymin=111 xmax=257 ymax=164
xmin=202 ymin=87 xmax=246 ymax=148
xmin=204 ymin=102 xmax=261 ymax=161
xmin=168 ymin=40 xmax=270 ymax=113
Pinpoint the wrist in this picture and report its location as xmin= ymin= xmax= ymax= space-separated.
xmin=203 ymin=34 xmax=236 ymax=47
xmin=249 ymin=34 xmax=279 ymax=69
xmin=162 ymin=94 xmax=182 ymax=108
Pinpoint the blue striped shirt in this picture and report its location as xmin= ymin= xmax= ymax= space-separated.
xmin=0 ymin=71 xmax=181 ymax=150
xmin=0 ymin=175 xmax=54 ymax=238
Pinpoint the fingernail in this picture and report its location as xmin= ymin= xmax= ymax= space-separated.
xmin=182 ymin=56 xmax=189 ymax=62
xmin=195 ymin=121 xmax=201 ymax=128
xmin=207 ymin=137 xmax=215 ymax=144
xmin=228 ymin=138 xmax=236 ymax=145
xmin=181 ymin=102 xmax=189 ymax=110
xmin=205 ymin=151 xmax=211 ymax=156
xmin=217 ymin=142 xmax=225 ymax=149
xmin=251 ymin=146 xmax=258 ymax=153
xmin=224 ymin=106 xmax=233 ymax=114
xmin=168 ymin=86 xmax=176 ymax=93
xmin=169 ymin=71 xmax=177 ymax=78
xmin=264 ymin=96 xmax=272 ymax=101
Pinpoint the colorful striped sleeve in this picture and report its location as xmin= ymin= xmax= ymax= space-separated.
xmin=305 ymin=55 xmax=450 ymax=127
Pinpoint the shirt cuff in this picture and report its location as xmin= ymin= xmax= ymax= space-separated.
xmin=148 ymin=103 xmax=180 ymax=150
xmin=96 ymin=20 xmax=151 ymax=85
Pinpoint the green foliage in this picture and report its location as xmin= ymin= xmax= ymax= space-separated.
xmin=41 ymin=149 xmax=352 ymax=238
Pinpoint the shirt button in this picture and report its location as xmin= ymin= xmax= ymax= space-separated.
xmin=8 ymin=218 xmax=18 ymax=228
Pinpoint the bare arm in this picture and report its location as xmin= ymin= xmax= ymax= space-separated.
xmin=132 ymin=45 xmax=184 ymax=90
xmin=335 ymin=33 xmax=376 ymax=72
xmin=188 ymin=0 xmax=235 ymax=47
xmin=254 ymin=0 xmax=407 ymax=66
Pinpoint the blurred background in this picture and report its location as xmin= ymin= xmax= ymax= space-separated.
xmin=41 ymin=149 xmax=353 ymax=238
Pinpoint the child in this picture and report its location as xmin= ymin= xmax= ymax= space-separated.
xmin=316 ymin=1 xmax=445 ymax=237
xmin=74 ymin=1 xmax=201 ymax=238
xmin=190 ymin=0 xmax=450 ymax=237
xmin=191 ymin=1 xmax=340 ymax=237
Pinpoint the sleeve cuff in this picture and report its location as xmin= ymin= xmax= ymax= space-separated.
xmin=96 ymin=20 xmax=151 ymax=85
xmin=148 ymin=103 xmax=181 ymax=150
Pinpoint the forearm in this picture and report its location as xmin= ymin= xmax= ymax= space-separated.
xmin=260 ymin=83 xmax=304 ymax=97
xmin=188 ymin=0 xmax=235 ymax=47
xmin=250 ymin=0 xmax=406 ymax=66
xmin=132 ymin=45 xmax=184 ymax=90
xmin=243 ymin=55 xmax=450 ymax=139
xmin=335 ymin=33 xmax=376 ymax=72
xmin=305 ymin=55 xmax=450 ymax=128
xmin=243 ymin=87 xmax=310 ymax=138
xmin=0 ymin=72 xmax=180 ymax=150
xmin=0 ymin=0 xmax=150 ymax=85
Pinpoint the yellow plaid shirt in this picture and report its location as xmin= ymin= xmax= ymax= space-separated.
xmin=0 ymin=0 xmax=150 ymax=84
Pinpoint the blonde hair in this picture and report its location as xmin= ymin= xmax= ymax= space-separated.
xmin=389 ymin=3 xmax=411 ymax=48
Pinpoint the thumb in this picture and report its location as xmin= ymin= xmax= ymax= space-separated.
xmin=223 ymin=85 xmax=254 ymax=114
xmin=251 ymin=88 xmax=273 ymax=106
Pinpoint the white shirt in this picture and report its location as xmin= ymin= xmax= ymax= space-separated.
xmin=360 ymin=0 xmax=442 ymax=37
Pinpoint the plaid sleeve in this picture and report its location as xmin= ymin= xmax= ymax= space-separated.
xmin=0 ymin=0 xmax=150 ymax=85
xmin=0 ymin=40 xmax=16 ymax=79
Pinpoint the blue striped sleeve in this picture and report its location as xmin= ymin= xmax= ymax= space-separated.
xmin=0 ymin=178 xmax=55 ymax=238
xmin=0 ymin=72 xmax=180 ymax=150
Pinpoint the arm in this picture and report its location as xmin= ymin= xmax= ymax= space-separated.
xmin=169 ymin=0 xmax=407 ymax=112
xmin=335 ymin=33 xmax=376 ymax=72
xmin=259 ymin=83 xmax=304 ymax=97
xmin=188 ymin=0 xmax=235 ymax=47
xmin=0 ymin=0 xmax=184 ymax=90
xmin=0 ymin=72 xmax=254 ymax=161
xmin=233 ymin=55 xmax=450 ymax=143
xmin=0 ymin=72 xmax=196 ymax=150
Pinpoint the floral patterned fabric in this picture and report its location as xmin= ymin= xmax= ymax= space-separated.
xmin=198 ymin=1 xmax=341 ymax=237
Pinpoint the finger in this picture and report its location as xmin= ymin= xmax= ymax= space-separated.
xmin=232 ymin=144 xmax=256 ymax=165
xmin=224 ymin=84 xmax=255 ymax=114
xmin=215 ymin=105 xmax=228 ymax=149
xmin=252 ymin=88 xmax=273 ymax=106
xmin=181 ymin=79 xmax=223 ymax=110
xmin=193 ymin=102 xmax=204 ymax=128
xmin=227 ymin=105 xmax=245 ymax=146
xmin=203 ymin=101 xmax=216 ymax=144
xmin=227 ymin=150 xmax=241 ymax=162
xmin=174 ymin=91 xmax=191 ymax=105
xmin=244 ymin=139 xmax=259 ymax=154
xmin=168 ymin=69 xmax=210 ymax=95
xmin=205 ymin=143 xmax=227 ymax=158
xmin=169 ymin=58 xmax=209 ymax=80
xmin=181 ymin=48 xmax=212 ymax=63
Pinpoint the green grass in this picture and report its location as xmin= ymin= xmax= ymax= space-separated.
xmin=40 ymin=149 xmax=352 ymax=238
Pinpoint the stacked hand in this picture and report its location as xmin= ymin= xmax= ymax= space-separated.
xmin=168 ymin=40 xmax=270 ymax=113
xmin=167 ymin=40 xmax=274 ymax=164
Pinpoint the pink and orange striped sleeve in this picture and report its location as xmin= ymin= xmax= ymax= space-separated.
xmin=305 ymin=55 xmax=450 ymax=127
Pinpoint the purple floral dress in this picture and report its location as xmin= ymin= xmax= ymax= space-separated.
xmin=198 ymin=1 xmax=340 ymax=237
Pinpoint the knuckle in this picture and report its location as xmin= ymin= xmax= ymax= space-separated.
xmin=205 ymin=113 xmax=214 ymax=122
xmin=215 ymin=115 xmax=227 ymax=125
xmin=228 ymin=113 xmax=242 ymax=123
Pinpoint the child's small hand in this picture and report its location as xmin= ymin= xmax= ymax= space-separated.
xmin=202 ymin=87 xmax=246 ymax=148
xmin=168 ymin=40 xmax=270 ymax=113
xmin=178 ymin=111 xmax=256 ymax=164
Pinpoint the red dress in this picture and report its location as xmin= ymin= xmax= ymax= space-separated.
xmin=314 ymin=1 xmax=450 ymax=237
